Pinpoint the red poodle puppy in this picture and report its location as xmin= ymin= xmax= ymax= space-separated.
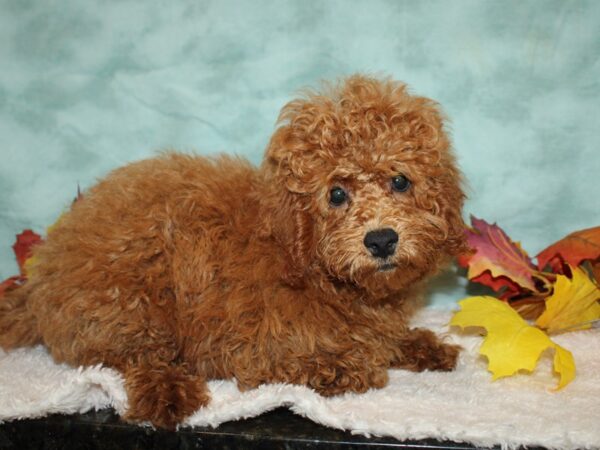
xmin=0 ymin=75 xmax=465 ymax=429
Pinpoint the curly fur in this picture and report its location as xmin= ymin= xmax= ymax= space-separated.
xmin=0 ymin=75 xmax=466 ymax=429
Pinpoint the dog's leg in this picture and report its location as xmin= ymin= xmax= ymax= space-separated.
xmin=390 ymin=328 xmax=460 ymax=372
xmin=306 ymin=361 xmax=390 ymax=397
xmin=0 ymin=284 xmax=41 ymax=349
xmin=27 ymin=280 xmax=209 ymax=429
xmin=240 ymin=350 xmax=390 ymax=397
xmin=122 ymin=361 xmax=210 ymax=430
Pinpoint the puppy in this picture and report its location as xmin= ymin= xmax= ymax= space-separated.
xmin=0 ymin=75 xmax=465 ymax=429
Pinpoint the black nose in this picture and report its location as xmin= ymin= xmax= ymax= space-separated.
xmin=363 ymin=228 xmax=399 ymax=259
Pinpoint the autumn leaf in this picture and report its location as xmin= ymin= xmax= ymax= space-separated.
xmin=74 ymin=184 xmax=84 ymax=204
xmin=450 ymin=296 xmax=575 ymax=390
xmin=535 ymin=267 xmax=600 ymax=334
xmin=508 ymin=295 xmax=548 ymax=320
xmin=537 ymin=226 xmax=600 ymax=273
xmin=0 ymin=276 xmax=24 ymax=297
xmin=593 ymin=261 xmax=600 ymax=284
xmin=470 ymin=271 xmax=522 ymax=299
xmin=460 ymin=216 xmax=545 ymax=294
xmin=12 ymin=230 xmax=42 ymax=275
xmin=0 ymin=230 xmax=43 ymax=298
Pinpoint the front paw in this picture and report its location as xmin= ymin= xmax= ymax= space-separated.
xmin=418 ymin=341 xmax=461 ymax=372
xmin=310 ymin=365 xmax=389 ymax=396
xmin=392 ymin=328 xmax=461 ymax=372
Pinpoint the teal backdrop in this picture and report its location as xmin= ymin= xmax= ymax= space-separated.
xmin=1 ymin=0 xmax=599 ymax=307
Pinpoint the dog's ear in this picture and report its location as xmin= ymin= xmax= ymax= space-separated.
xmin=443 ymin=203 xmax=468 ymax=257
xmin=281 ymin=205 xmax=315 ymax=287
xmin=399 ymin=97 xmax=469 ymax=260
xmin=260 ymin=126 xmax=317 ymax=287
xmin=260 ymin=187 xmax=316 ymax=288
xmin=434 ymin=166 xmax=469 ymax=259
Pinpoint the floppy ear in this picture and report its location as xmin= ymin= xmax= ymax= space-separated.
xmin=402 ymin=143 xmax=467 ymax=260
xmin=282 ymin=205 xmax=315 ymax=287
xmin=260 ymin=126 xmax=317 ymax=287
xmin=402 ymin=97 xmax=468 ymax=259
xmin=433 ymin=160 xmax=468 ymax=259
xmin=444 ymin=203 xmax=468 ymax=257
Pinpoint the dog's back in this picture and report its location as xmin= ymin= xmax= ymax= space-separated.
xmin=0 ymin=152 xmax=259 ymax=368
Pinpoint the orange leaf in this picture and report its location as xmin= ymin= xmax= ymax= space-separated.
xmin=0 ymin=276 xmax=25 ymax=297
xmin=593 ymin=262 xmax=600 ymax=284
xmin=463 ymin=216 xmax=541 ymax=293
xmin=537 ymin=226 xmax=600 ymax=271
xmin=470 ymin=270 xmax=521 ymax=299
xmin=509 ymin=296 xmax=547 ymax=320
xmin=12 ymin=230 xmax=43 ymax=275
xmin=457 ymin=250 xmax=475 ymax=268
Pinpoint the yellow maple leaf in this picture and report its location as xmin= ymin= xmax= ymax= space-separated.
xmin=535 ymin=267 xmax=600 ymax=334
xmin=23 ymin=255 xmax=39 ymax=277
xmin=450 ymin=296 xmax=575 ymax=390
xmin=22 ymin=212 xmax=70 ymax=278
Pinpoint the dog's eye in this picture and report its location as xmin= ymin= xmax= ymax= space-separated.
xmin=391 ymin=175 xmax=411 ymax=193
xmin=329 ymin=187 xmax=348 ymax=206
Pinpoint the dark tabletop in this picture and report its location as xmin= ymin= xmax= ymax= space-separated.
xmin=0 ymin=407 xmax=520 ymax=450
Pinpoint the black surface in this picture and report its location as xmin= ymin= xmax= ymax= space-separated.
xmin=0 ymin=407 xmax=490 ymax=450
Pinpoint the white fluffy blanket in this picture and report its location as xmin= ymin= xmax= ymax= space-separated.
xmin=1 ymin=309 xmax=598 ymax=449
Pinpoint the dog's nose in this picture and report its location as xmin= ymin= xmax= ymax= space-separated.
xmin=363 ymin=228 xmax=399 ymax=259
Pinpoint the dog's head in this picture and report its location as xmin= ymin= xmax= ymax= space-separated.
xmin=261 ymin=75 xmax=466 ymax=298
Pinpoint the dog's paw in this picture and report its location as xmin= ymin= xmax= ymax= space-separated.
xmin=392 ymin=328 xmax=461 ymax=372
xmin=309 ymin=365 xmax=389 ymax=397
xmin=417 ymin=341 xmax=461 ymax=372
xmin=123 ymin=364 xmax=210 ymax=430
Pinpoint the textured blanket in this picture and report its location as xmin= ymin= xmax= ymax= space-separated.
xmin=1 ymin=309 xmax=598 ymax=449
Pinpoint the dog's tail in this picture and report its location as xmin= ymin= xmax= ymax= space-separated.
xmin=0 ymin=284 xmax=41 ymax=350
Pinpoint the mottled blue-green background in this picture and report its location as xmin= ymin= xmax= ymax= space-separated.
xmin=1 ymin=0 xmax=599 ymax=307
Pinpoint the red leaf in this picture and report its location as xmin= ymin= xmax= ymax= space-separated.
xmin=12 ymin=230 xmax=43 ymax=275
xmin=0 ymin=276 xmax=25 ymax=297
xmin=457 ymin=250 xmax=474 ymax=268
xmin=463 ymin=216 xmax=541 ymax=293
xmin=470 ymin=270 xmax=522 ymax=299
xmin=537 ymin=226 xmax=600 ymax=270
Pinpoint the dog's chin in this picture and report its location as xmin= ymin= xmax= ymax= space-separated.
xmin=337 ymin=260 xmax=395 ymax=280
xmin=334 ymin=256 xmax=433 ymax=300
xmin=323 ymin=252 xmax=433 ymax=299
xmin=333 ymin=261 xmax=406 ymax=297
xmin=366 ymin=258 xmax=402 ymax=276
xmin=377 ymin=262 xmax=397 ymax=273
